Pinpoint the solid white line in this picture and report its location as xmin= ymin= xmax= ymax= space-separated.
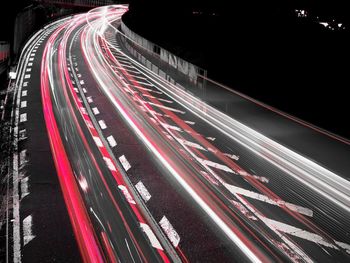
xmin=98 ymin=120 xmax=107 ymax=129
xmin=119 ymin=155 xmax=131 ymax=171
xmin=159 ymin=216 xmax=180 ymax=247
xmin=23 ymin=215 xmax=35 ymax=246
xmin=135 ymin=181 xmax=151 ymax=202
xmin=106 ymin=135 xmax=117 ymax=148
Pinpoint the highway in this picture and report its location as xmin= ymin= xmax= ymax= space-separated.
xmin=7 ymin=4 xmax=350 ymax=263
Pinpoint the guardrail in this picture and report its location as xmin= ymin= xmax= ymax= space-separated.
xmin=120 ymin=19 xmax=207 ymax=88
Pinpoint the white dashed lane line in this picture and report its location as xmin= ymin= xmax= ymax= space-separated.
xmin=22 ymin=90 xmax=27 ymax=97
xmin=119 ymin=155 xmax=131 ymax=171
xmin=135 ymin=181 xmax=151 ymax=202
xmin=24 ymin=74 xmax=31 ymax=79
xmin=87 ymin=96 xmax=93 ymax=103
xmin=20 ymin=113 xmax=27 ymax=123
xmin=98 ymin=120 xmax=107 ymax=130
xmin=92 ymin=107 xmax=99 ymax=115
xmin=20 ymin=101 xmax=27 ymax=108
xmin=23 ymin=82 xmax=28 ymax=87
xmin=106 ymin=135 xmax=117 ymax=148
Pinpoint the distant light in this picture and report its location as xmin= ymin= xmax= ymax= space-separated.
xmin=319 ymin=22 xmax=329 ymax=28
xmin=295 ymin=9 xmax=307 ymax=18
xmin=338 ymin=23 xmax=343 ymax=28
xmin=9 ymin=71 xmax=16 ymax=79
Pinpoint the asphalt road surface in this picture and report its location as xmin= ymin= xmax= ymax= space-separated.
xmin=6 ymin=4 xmax=350 ymax=263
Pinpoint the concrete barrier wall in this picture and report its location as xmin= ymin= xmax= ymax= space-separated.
xmin=120 ymin=20 xmax=206 ymax=84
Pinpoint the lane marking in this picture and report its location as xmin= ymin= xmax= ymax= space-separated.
xmin=21 ymin=90 xmax=27 ymax=97
xmin=224 ymin=183 xmax=313 ymax=217
xmin=140 ymin=223 xmax=163 ymax=250
xmin=118 ymin=185 xmax=136 ymax=204
xmin=24 ymin=74 xmax=31 ymax=79
xmin=29 ymin=58 xmax=34 ymax=61
xmin=82 ymin=88 xmax=87 ymax=93
xmin=103 ymin=157 xmax=117 ymax=171
xmin=87 ymin=96 xmax=93 ymax=103
xmin=106 ymin=135 xmax=117 ymax=148
xmin=98 ymin=120 xmax=107 ymax=130
xmin=20 ymin=113 xmax=27 ymax=123
xmin=26 ymin=68 xmax=31 ymax=72
xmin=92 ymin=107 xmax=99 ymax=115
xmin=159 ymin=216 xmax=180 ymax=247
xmin=176 ymin=138 xmax=207 ymax=151
xmin=146 ymin=102 xmax=186 ymax=114
xmin=135 ymin=181 xmax=151 ymax=202
xmin=23 ymin=82 xmax=28 ymax=87
xmin=23 ymin=215 xmax=35 ymax=246
xmin=93 ymin=136 xmax=103 ymax=147
xmin=20 ymin=101 xmax=27 ymax=108
xmin=20 ymin=176 xmax=29 ymax=199
xmin=119 ymin=155 xmax=131 ymax=171
xmin=27 ymin=63 xmax=33 ymax=66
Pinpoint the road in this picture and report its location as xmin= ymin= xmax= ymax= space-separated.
xmin=6 ymin=4 xmax=350 ymax=263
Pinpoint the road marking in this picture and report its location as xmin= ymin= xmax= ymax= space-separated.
xmin=146 ymin=102 xmax=186 ymax=114
xmin=22 ymin=90 xmax=27 ymax=97
xmin=106 ymin=135 xmax=117 ymax=148
xmin=23 ymin=215 xmax=35 ymax=246
xmin=26 ymin=68 xmax=31 ymax=72
xmin=136 ymin=81 xmax=154 ymax=87
xmin=27 ymin=63 xmax=33 ymax=66
xmin=87 ymin=96 xmax=93 ymax=103
xmin=184 ymin=120 xmax=195 ymax=125
xmin=119 ymin=155 xmax=131 ymax=171
xmin=80 ymin=80 xmax=85 ymax=85
xmin=19 ymin=129 xmax=26 ymax=141
xmin=98 ymin=120 xmax=107 ymax=129
xmin=118 ymin=63 xmax=135 ymax=69
xmin=118 ymin=185 xmax=136 ymax=204
xmin=20 ymin=101 xmax=27 ymax=108
xmin=19 ymin=150 xmax=27 ymax=166
xmin=224 ymin=183 xmax=313 ymax=216
xmin=160 ymin=122 xmax=182 ymax=132
xmin=159 ymin=216 xmax=180 ymax=247
xmin=263 ymin=216 xmax=350 ymax=254
xmin=128 ymin=74 xmax=147 ymax=80
xmin=29 ymin=58 xmax=34 ymax=61
xmin=132 ymin=85 xmax=162 ymax=94
xmin=20 ymin=176 xmax=29 ymax=199
xmin=30 ymin=53 xmax=35 ymax=57
xmin=20 ymin=113 xmax=27 ymax=123
xmin=93 ymin=136 xmax=103 ymax=147
xmin=92 ymin=107 xmax=99 ymax=115
xmin=198 ymin=158 xmax=235 ymax=174
xmin=24 ymin=74 xmax=31 ymax=79
xmin=82 ymin=88 xmax=87 ymax=93
xmin=224 ymin=153 xmax=240 ymax=161
xmin=23 ymin=82 xmax=28 ymax=87
xmin=140 ymin=223 xmax=163 ymax=250
xmin=176 ymin=138 xmax=207 ymax=151
xmin=103 ymin=157 xmax=117 ymax=171
xmin=143 ymin=94 xmax=173 ymax=104
xmin=135 ymin=181 xmax=151 ymax=202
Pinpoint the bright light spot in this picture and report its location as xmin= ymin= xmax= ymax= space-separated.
xmin=9 ymin=71 xmax=17 ymax=79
